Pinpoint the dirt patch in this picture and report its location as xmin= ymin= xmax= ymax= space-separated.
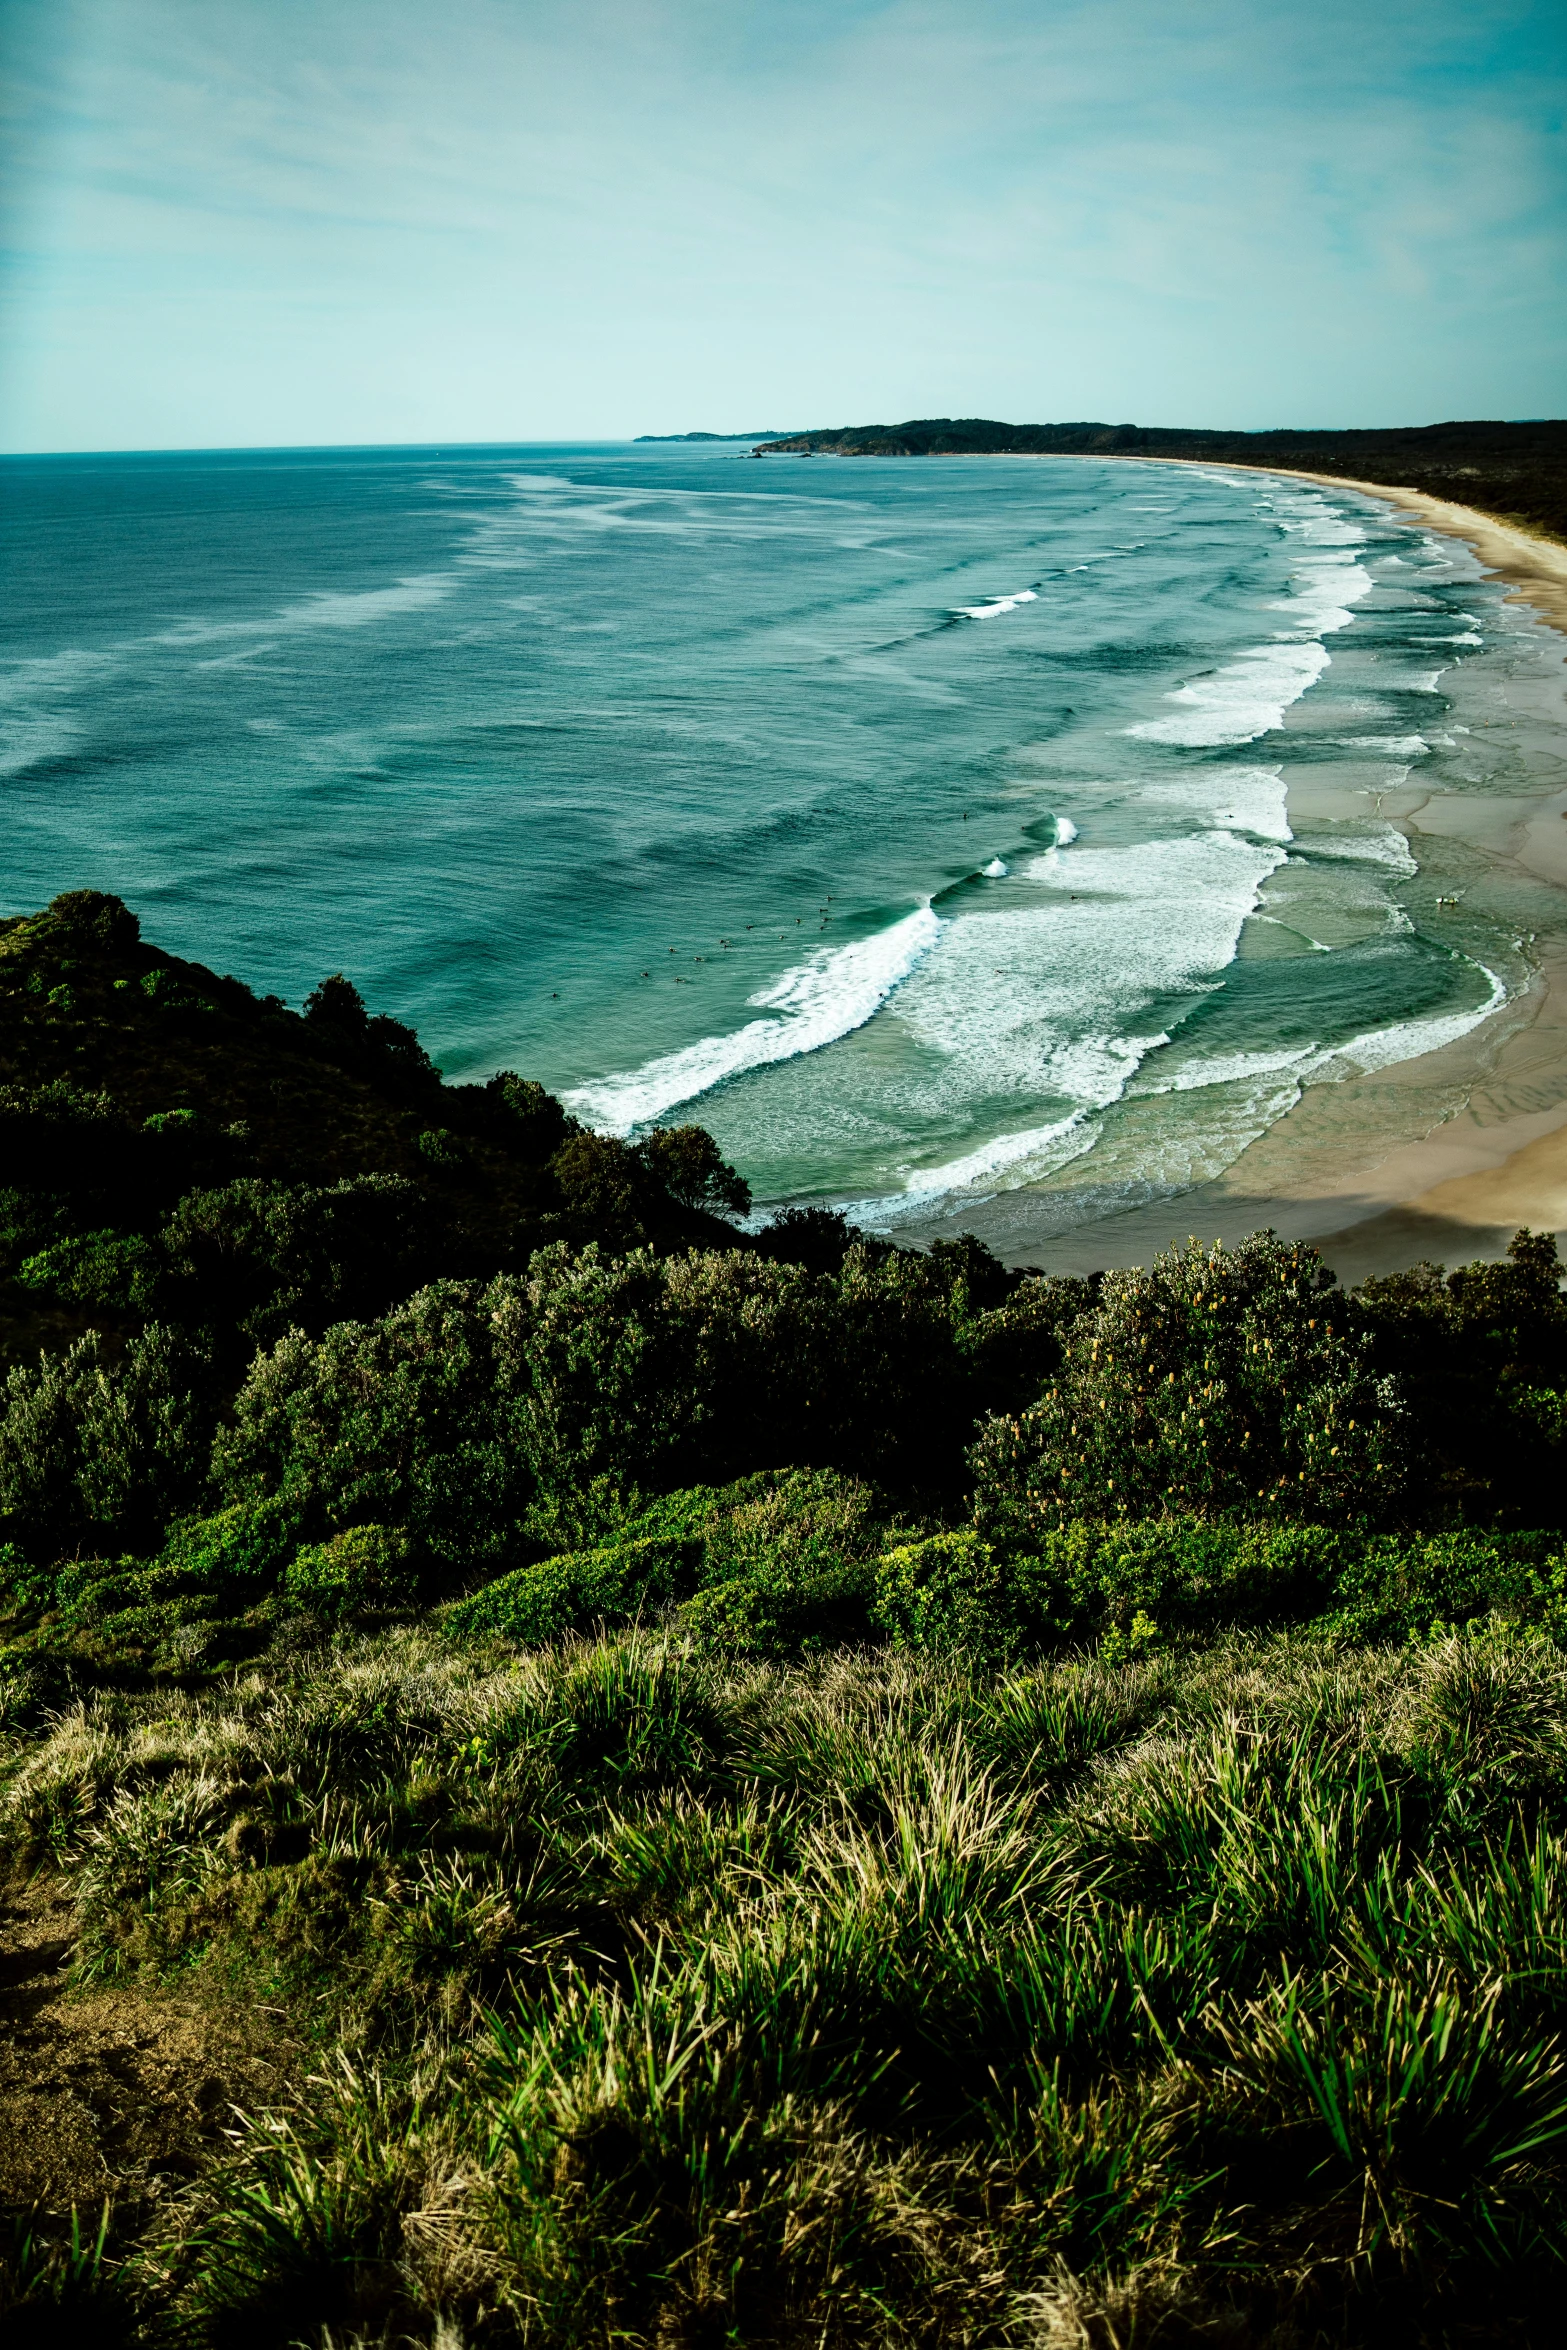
xmin=0 ymin=1871 xmax=299 ymax=2217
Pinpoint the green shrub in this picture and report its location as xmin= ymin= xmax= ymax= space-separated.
xmin=678 ymin=1467 xmax=887 ymax=1657
xmin=0 ymin=1542 xmax=43 ymax=1616
xmin=875 ymin=1530 xmax=1008 ymax=1657
xmin=0 ymin=1186 xmax=72 ymax=1276
xmin=681 ymin=1553 xmax=876 ymax=1657
xmin=17 ymin=1229 xmax=161 ymax=1313
xmin=971 ymin=1231 xmax=1407 ymax=1532
xmin=157 ymin=1498 xmax=300 ymax=1601
xmin=877 ymin=1519 xmax=1343 ymax=1660
xmin=695 ymin=1466 xmax=885 ymax=1587
xmin=446 ymin=1533 xmax=699 ymax=1644
xmin=45 ymin=1559 xmax=146 ymax=1620
xmin=1355 ymin=1231 xmax=1567 ymax=1525
xmin=1325 ymin=1529 xmax=1567 ymax=1645
xmin=284 ymin=1525 xmax=418 ymax=1620
xmin=636 ymin=1123 xmax=751 ymax=1218
xmin=450 ymin=1471 xmax=890 ymax=1657
xmin=0 ymin=1323 xmax=216 ymax=1557
xmin=161 ymin=1172 xmax=430 ymax=1346
xmin=214 ymin=1280 xmax=532 ymax=1573
xmin=0 ymin=1080 xmax=130 ymax=1201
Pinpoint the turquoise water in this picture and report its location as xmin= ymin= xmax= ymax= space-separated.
xmin=0 ymin=441 xmax=1549 ymax=1234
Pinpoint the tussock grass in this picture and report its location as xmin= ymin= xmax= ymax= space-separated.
xmin=4 ymin=1625 xmax=1567 ymax=2343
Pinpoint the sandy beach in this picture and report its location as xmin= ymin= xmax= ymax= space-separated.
xmin=973 ymin=467 xmax=1567 ymax=1286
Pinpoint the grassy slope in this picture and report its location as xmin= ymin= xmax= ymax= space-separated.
xmin=5 ymin=1624 xmax=1567 ymax=2345
xmin=756 ymin=419 xmax=1567 ymax=543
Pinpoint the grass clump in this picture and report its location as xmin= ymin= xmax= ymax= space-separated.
xmin=4 ymin=1624 xmax=1567 ymax=2343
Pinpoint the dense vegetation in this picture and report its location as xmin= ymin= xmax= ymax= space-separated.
xmin=4 ymin=890 xmax=1567 ymax=2346
xmin=755 ymin=418 xmax=1567 ymax=542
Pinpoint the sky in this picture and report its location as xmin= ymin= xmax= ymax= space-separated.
xmin=0 ymin=0 xmax=1563 ymax=451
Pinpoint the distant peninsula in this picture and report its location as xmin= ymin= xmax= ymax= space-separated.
xmin=634 ymin=428 xmax=799 ymax=442
xmin=752 ymin=416 xmax=1567 ymax=542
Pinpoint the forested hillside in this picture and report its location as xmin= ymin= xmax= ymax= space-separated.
xmin=5 ymin=889 xmax=1567 ymax=2346
xmin=756 ymin=417 xmax=1567 ymax=541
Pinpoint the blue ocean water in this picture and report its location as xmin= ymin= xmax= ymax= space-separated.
xmin=0 ymin=441 xmax=1551 ymax=1238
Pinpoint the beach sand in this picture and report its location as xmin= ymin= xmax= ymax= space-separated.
xmin=983 ymin=470 xmax=1567 ymax=1286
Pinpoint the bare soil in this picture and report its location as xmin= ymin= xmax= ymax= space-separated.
xmin=0 ymin=1870 xmax=298 ymax=2219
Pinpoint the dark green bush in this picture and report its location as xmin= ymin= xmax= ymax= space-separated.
xmin=451 ymin=1470 xmax=888 ymax=1657
xmin=1325 ymin=1529 xmax=1567 ymax=1644
xmin=18 ymin=1229 xmax=161 ymax=1313
xmin=695 ymin=1467 xmax=886 ymax=1587
xmin=679 ymin=1556 xmax=877 ymax=1657
xmin=0 ymin=1324 xmax=216 ymax=1556
xmin=636 ymin=1123 xmax=751 ymax=1218
xmin=161 ymin=1173 xmax=430 ymax=1346
xmin=157 ymin=1498 xmax=300 ymax=1602
xmin=878 ymin=1518 xmax=1346 ymax=1660
xmin=673 ymin=1467 xmax=886 ymax=1657
xmin=445 ymin=1533 xmax=700 ymax=1644
xmin=875 ymin=1529 xmax=1010 ymax=1657
xmin=213 ymin=1280 xmax=532 ymax=1574
xmin=0 ymin=1186 xmax=73 ymax=1275
xmin=1356 ymin=1230 xmax=1567 ymax=1525
xmin=971 ymin=1231 xmax=1408 ymax=1533
xmin=0 ymin=1079 xmax=130 ymax=1198
xmin=303 ymin=969 xmax=438 ymax=1094
xmin=284 ymin=1524 xmax=418 ymax=1620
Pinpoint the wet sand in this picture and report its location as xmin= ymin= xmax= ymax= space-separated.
xmin=960 ymin=468 xmax=1567 ymax=1285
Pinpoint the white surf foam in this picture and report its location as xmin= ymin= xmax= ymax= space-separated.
xmin=1128 ymin=493 xmax=1373 ymax=747
xmin=852 ymin=829 xmax=1289 ymax=1211
xmin=1149 ymin=1043 xmax=1320 ymax=1094
xmin=1150 ymin=957 xmax=1508 ymax=1108
xmin=886 ymin=1109 xmax=1100 ymax=1205
xmin=1339 ymin=735 xmax=1430 ymax=756
xmin=1329 ymin=963 xmax=1508 ymax=1076
xmin=566 ymin=904 xmax=941 ymax=1132
xmin=957 ymin=589 xmax=1039 ymax=619
xmin=0 ymin=713 xmax=84 ymax=779
xmin=1127 ymin=639 xmax=1332 ymax=746
xmin=0 ymin=646 xmax=118 ymax=705
xmin=157 ymin=575 xmax=455 ymax=647
xmin=1138 ymin=766 xmax=1291 ymax=842
xmin=981 ymin=858 xmax=1008 ymax=877
xmin=1298 ymin=826 xmax=1417 ymax=876
xmin=1054 ymin=816 xmax=1078 ymax=845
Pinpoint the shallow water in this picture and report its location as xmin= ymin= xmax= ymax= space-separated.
xmin=1 ymin=441 xmax=1560 ymax=1239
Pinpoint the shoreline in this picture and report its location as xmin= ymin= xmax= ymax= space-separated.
xmin=935 ymin=463 xmax=1567 ymax=1284
xmin=1206 ymin=469 xmax=1567 ymax=1281
xmin=1212 ymin=466 xmax=1567 ymax=639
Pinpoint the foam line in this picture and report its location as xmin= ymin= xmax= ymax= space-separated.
xmin=1300 ymin=826 xmax=1417 ymax=875
xmin=1331 ymin=963 xmax=1508 ymax=1076
xmin=1339 ymin=736 xmax=1430 ymax=755
xmin=1128 ymin=640 xmax=1330 ymax=747
xmin=566 ymin=904 xmax=941 ymax=1132
xmin=957 ymin=589 xmax=1039 ymax=619
xmin=1128 ymin=494 xmax=1373 ymax=746
xmin=1138 ymin=766 xmax=1291 ymax=842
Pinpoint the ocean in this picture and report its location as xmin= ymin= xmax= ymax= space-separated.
xmin=2 ymin=439 xmax=1561 ymax=1245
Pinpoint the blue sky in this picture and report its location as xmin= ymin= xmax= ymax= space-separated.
xmin=1 ymin=0 xmax=1562 ymax=450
